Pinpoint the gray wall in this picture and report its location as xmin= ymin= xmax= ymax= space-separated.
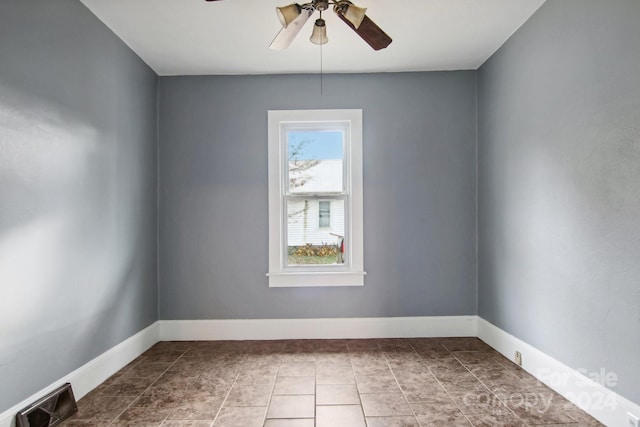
xmin=478 ymin=0 xmax=640 ymax=404
xmin=0 ymin=0 xmax=158 ymax=412
xmin=159 ymin=72 xmax=477 ymax=319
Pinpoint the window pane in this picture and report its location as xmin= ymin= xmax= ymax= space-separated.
xmin=287 ymin=198 xmax=345 ymax=265
xmin=288 ymin=131 xmax=343 ymax=193
xmin=319 ymin=201 xmax=330 ymax=228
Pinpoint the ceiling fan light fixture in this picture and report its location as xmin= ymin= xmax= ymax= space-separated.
xmin=340 ymin=3 xmax=367 ymax=29
xmin=309 ymin=18 xmax=328 ymax=45
xmin=268 ymin=0 xmax=391 ymax=51
xmin=276 ymin=4 xmax=302 ymax=28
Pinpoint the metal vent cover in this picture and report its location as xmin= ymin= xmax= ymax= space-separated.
xmin=16 ymin=383 xmax=78 ymax=427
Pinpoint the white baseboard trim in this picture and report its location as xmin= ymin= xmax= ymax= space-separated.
xmin=159 ymin=316 xmax=478 ymax=341
xmin=477 ymin=317 xmax=640 ymax=427
xmin=5 ymin=316 xmax=636 ymax=427
xmin=0 ymin=321 xmax=160 ymax=427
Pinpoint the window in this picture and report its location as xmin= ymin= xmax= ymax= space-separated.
xmin=268 ymin=109 xmax=365 ymax=287
xmin=318 ymin=201 xmax=330 ymax=228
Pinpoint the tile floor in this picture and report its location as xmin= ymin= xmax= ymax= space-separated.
xmin=61 ymin=337 xmax=603 ymax=426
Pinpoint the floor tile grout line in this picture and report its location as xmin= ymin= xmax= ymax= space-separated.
xmin=261 ymin=351 xmax=283 ymax=427
xmin=390 ymin=355 xmax=423 ymax=426
xmin=106 ymin=348 xmax=189 ymax=426
xmin=453 ymin=350 xmax=528 ymax=425
xmin=345 ymin=338 xmax=366 ymax=425
xmin=451 ymin=350 xmax=499 ymax=427
xmin=158 ymin=347 xmax=200 ymax=426
xmin=209 ymin=370 xmax=239 ymax=425
xmin=423 ymin=346 xmax=477 ymax=427
xmin=200 ymin=346 xmax=251 ymax=427
xmin=313 ymin=357 xmax=317 ymax=427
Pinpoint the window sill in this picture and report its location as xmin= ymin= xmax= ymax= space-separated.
xmin=267 ymin=271 xmax=366 ymax=288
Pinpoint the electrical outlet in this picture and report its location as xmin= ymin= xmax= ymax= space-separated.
xmin=514 ymin=351 xmax=522 ymax=366
xmin=628 ymin=412 xmax=639 ymax=427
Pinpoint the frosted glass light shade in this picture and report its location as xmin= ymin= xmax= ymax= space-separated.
xmin=276 ymin=4 xmax=301 ymax=28
xmin=269 ymin=8 xmax=312 ymax=50
xmin=310 ymin=18 xmax=328 ymax=45
xmin=343 ymin=4 xmax=367 ymax=28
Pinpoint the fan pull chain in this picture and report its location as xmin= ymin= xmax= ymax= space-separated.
xmin=320 ymin=39 xmax=323 ymax=94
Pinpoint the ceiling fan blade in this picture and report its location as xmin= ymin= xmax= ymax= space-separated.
xmin=336 ymin=13 xmax=392 ymax=50
xmin=269 ymin=9 xmax=312 ymax=50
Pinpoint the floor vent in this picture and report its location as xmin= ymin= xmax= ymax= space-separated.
xmin=16 ymin=383 xmax=78 ymax=427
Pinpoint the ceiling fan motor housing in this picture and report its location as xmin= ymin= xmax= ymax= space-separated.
xmin=313 ymin=0 xmax=329 ymax=11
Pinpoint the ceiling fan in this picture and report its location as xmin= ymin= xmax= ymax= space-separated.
xmin=205 ymin=0 xmax=392 ymax=51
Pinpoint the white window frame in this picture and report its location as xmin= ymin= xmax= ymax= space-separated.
xmin=267 ymin=109 xmax=365 ymax=287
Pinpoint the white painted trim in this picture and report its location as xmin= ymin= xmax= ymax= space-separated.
xmin=159 ymin=316 xmax=478 ymax=341
xmin=0 ymin=322 xmax=160 ymax=427
xmin=267 ymin=271 xmax=366 ymax=287
xmin=267 ymin=109 xmax=365 ymax=288
xmin=477 ymin=317 xmax=640 ymax=427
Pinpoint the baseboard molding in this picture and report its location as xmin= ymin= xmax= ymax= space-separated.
xmin=0 ymin=322 xmax=160 ymax=427
xmin=477 ymin=317 xmax=640 ymax=426
xmin=5 ymin=316 xmax=635 ymax=427
xmin=159 ymin=316 xmax=478 ymax=341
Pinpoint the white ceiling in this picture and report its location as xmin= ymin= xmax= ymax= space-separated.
xmin=79 ymin=0 xmax=545 ymax=76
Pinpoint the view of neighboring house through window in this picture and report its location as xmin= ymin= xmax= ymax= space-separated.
xmin=286 ymin=130 xmax=344 ymax=266
xmin=268 ymin=109 xmax=364 ymax=287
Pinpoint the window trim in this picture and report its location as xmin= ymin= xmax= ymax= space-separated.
xmin=267 ymin=109 xmax=365 ymax=287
